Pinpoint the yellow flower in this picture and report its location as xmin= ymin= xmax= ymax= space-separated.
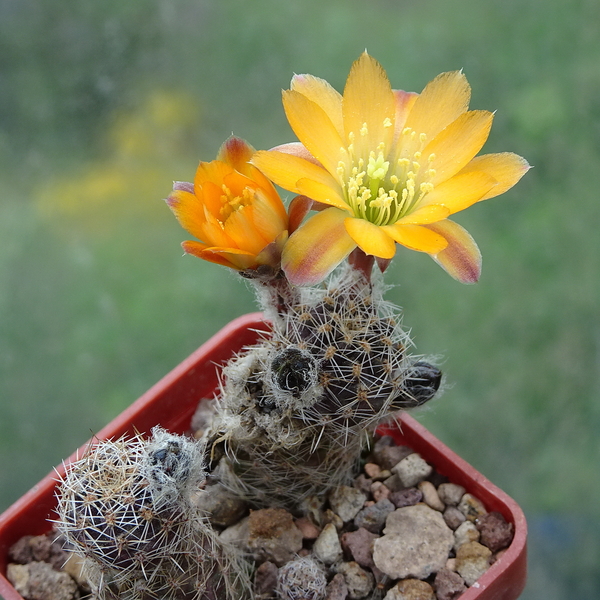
xmin=253 ymin=53 xmax=529 ymax=285
xmin=167 ymin=136 xmax=289 ymax=272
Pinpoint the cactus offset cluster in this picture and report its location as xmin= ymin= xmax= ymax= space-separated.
xmin=54 ymin=428 xmax=251 ymax=600
xmin=205 ymin=263 xmax=441 ymax=507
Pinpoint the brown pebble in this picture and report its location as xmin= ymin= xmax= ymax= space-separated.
xmin=418 ymin=480 xmax=445 ymax=512
xmin=247 ymin=508 xmax=303 ymax=566
xmin=295 ymin=517 xmax=321 ymax=540
xmin=390 ymin=487 xmax=422 ymax=508
xmin=254 ymin=561 xmax=279 ymax=599
xmin=433 ymin=567 xmax=467 ymax=600
xmin=443 ymin=506 xmax=466 ymax=530
xmin=340 ymin=527 xmax=378 ymax=569
xmin=7 ymin=561 xmax=78 ymax=600
xmin=437 ymin=483 xmax=466 ymax=507
xmin=457 ymin=493 xmax=487 ymax=522
xmin=326 ymin=573 xmax=349 ymax=600
xmin=455 ymin=541 xmax=492 ymax=586
xmin=476 ymin=511 xmax=514 ymax=552
xmin=354 ymin=474 xmax=374 ymax=495
xmin=364 ymin=462 xmax=383 ymax=478
xmin=371 ymin=481 xmax=391 ymax=502
xmin=376 ymin=444 xmax=414 ymax=470
xmin=385 ymin=578 xmax=435 ymax=600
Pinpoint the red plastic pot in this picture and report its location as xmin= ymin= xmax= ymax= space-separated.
xmin=0 ymin=313 xmax=526 ymax=600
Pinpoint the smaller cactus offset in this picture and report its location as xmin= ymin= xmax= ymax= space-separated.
xmin=277 ymin=556 xmax=328 ymax=600
xmin=54 ymin=428 xmax=252 ymax=600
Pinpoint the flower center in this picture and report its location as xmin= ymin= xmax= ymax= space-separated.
xmin=338 ymin=127 xmax=436 ymax=227
xmin=218 ymin=185 xmax=255 ymax=223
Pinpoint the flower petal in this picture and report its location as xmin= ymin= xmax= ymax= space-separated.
xmin=282 ymin=89 xmax=346 ymax=177
xmin=419 ymin=171 xmax=498 ymax=215
xmin=393 ymin=90 xmax=419 ymax=142
xmin=403 ymin=70 xmax=471 ymax=141
xmin=343 ymin=52 xmax=396 ymax=161
xmin=424 ymin=110 xmax=494 ymax=184
xmin=295 ymin=177 xmax=352 ymax=212
xmin=181 ymin=241 xmax=236 ymax=269
xmin=395 ymin=204 xmax=450 ymax=225
xmin=223 ymin=205 xmax=268 ymax=253
xmin=344 ymin=217 xmax=397 ymax=259
xmin=166 ymin=189 xmax=208 ymax=242
xmin=457 ymin=152 xmax=531 ymax=201
xmin=200 ymin=247 xmax=259 ymax=270
xmin=381 ymin=223 xmax=448 ymax=253
xmin=424 ymin=220 xmax=482 ymax=283
xmin=287 ymin=195 xmax=314 ymax=234
xmin=282 ymin=207 xmax=357 ymax=285
xmin=217 ymin=136 xmax=255 ymax=173
xmin=291 ymin=74 xmax=344 ymax=136
xmin=250 ymin=189 xmax=289 ymax=242
xmin=268 ymin=142 xmax=323 ymax=166
xmin=252 ymin=150 xmax=339 ymax=195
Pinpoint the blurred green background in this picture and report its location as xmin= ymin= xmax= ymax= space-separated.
xmin=1 ymin=0 xmax=599 ymax=598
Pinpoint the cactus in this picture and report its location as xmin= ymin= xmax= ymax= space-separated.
xmin=54 ymin=428 xmax=252 ymax=600
xmin=277 ymin=556 xmax=327 ymax=600
xmin=205 ymin=263 xmax=441 ymax=507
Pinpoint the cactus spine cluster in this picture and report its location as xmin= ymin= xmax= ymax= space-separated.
xmin=54 ymin=428 xmax=251 ymax=599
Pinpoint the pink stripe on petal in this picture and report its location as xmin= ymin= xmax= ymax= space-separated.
xmin=282 ymin=207 xmax=356 ymax=285
xmin=425 ymin=220 xmax=482 ymax=284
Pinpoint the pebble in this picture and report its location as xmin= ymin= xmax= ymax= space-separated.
xmin=364 ymin=462 xmax=383 ymax=479
xmin=433 ymin=568 xmax=467 ymax=600
xmin=354 ymin=474 xmax=373 ymax=495
xmin=9 ymin=533 xmax=67 ymax=571
xmin=336 ymin=561 xmax=374 ymax=600
xmin=437 ymin=483 xmax=466 ymax=507
xmin=324 ymin=509 xmax=345 ymax=531
xmin=326 ymin=573 xmax=349 ymax=600
xmin=220 ymin=514 xmax=250 ymax=546
xmin=476 ymin=511 xmax=514 ymax=552
xmin=382 ymin=473 xmax=405 ymax=492
xmin=375 ymin=444 xmax=414 ymax=470
xmin=329 ymin=486 xmax=368 ymax=522
xmin=389 ymin=487 xmax=422 ymax=508
xmin=384 ymin=578 xmax=435 ymax=600
xmin=418 ymin=481 xmax=445 ymax=512
xmin=371 ymin=481 xmax=391 ymax=502
xmin=443 ymin=506 xmax=466 ymax=530
xmin=340 ymin=527 xmax=378 ymax=569
xmin=254 ymin=561 xmax=279 ymax=599
xmin=354 ymin=498 xmax=395 ymax=534
xmin=7 ymin=561 xmax=79 ymax=600
xmin=373 ymin=504 xmax=454 ymax=580
xmin=453 ymin=520 xmax=480 ymax=552
xmin=392 ymin=453 xmax=432 ymax=488
xmin=247 ymin=508 xmax=303 ymax=566
xmin=193 ymin=482 xmax=248 ymax=527
xmin=455 ymin=541 xmax=492 ymax=586
xmin=295 ymin=517 xmax=322 ymax=540
xmin=314 ymin=523 xmax=343 ymax=565
xmin=457 ymin=493 xmax=487 ymax=522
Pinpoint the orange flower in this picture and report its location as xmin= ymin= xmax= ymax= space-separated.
xmin=253 ymin=53 xmax=529 ymax=285
xmin=167 ymin=136 xmax=289 ymax=272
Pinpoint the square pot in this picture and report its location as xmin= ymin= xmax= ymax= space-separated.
xmin=0 ymin=313 xmax=526 ymax=600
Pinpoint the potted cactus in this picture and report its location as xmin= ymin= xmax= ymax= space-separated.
xmin=0 ymin=54 xmax=528 ymax=600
